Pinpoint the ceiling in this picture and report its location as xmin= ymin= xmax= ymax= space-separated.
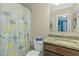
xmin=21 ymin=3 xmax=75 ymax=12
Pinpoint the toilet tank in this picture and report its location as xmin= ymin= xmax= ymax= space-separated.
xmin=34 ymin=37 xmax=43 ymax=51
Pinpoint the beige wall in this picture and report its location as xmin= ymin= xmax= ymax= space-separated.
xmin=23 ymin=3 xmax=50 ymax=39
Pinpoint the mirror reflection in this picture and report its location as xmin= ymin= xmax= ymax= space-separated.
xmin=50 ymin=3 xmax=79 ymax=32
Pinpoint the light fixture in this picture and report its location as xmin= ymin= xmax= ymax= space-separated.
xmin=54 ymin=3 xmax=60 ymax=5
xmin=53 ymin=3 xmax=64 ymax=6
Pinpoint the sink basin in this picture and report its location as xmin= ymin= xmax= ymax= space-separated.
xmin=51 ymin=39 xmax=76 ymax=45
xmin=47 ymin=37 xmax=79 ymax=44
xmin=54 ymin=39 xmax=78 ymax=44
xmin=44 ymin=37 xmax=79 ymax=50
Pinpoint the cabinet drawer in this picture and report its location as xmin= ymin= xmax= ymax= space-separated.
xmin=44 ymin=43 xmax=79 ymax=56
xmin=56 ymin=46 xmax=79 ymax=55
xmin=44 ymin=50 xmax=59 ymax=56
xmin=44 ymin=43 xmax=57 ymax=52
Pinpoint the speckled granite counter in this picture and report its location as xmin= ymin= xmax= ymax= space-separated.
xmin=44 ymin=37 xmax=79 ymax=51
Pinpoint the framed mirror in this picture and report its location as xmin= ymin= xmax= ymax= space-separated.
xmin=50 ymin=3 xmax=76 ymax=33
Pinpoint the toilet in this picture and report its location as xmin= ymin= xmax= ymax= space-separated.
xmin=26 ymin=37 xmax=43 ymax=56
xmin=26 ymin=50 xmax=40 ymax=56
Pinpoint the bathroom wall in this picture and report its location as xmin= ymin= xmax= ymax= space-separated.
xmin=21 ymin=3 xmax=50 ymax=39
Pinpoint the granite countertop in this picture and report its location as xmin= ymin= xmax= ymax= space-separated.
xmin=44 ymin=37 xmax=79 ymax=51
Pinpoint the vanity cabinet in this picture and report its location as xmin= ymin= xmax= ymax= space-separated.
xmin=44 ymin=42 xmax=79 ymax=56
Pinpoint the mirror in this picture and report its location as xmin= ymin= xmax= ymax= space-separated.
xmin=50 ymin=3 xmax=79 ymax=32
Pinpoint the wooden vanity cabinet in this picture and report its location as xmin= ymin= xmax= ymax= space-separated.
xmin=44 ymin=42 xmax=79 ymax=56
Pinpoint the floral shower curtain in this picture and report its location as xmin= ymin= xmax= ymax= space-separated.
xmin=0 ymin=3 xmax=31 ymax=56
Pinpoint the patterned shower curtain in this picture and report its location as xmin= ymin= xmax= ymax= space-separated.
xmin=0 ymin=3 xmax=31 ymax=56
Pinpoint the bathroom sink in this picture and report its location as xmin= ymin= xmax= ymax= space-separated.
xmin=44 ymin=37 xmax=76 ymax=45
xmin=44 ymin=37 xmax=79 ymax=50
xmin=53 ymin=39 xmax=78 ymax=44
xmin=47 ymin=37 xmax=79 ymax=44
